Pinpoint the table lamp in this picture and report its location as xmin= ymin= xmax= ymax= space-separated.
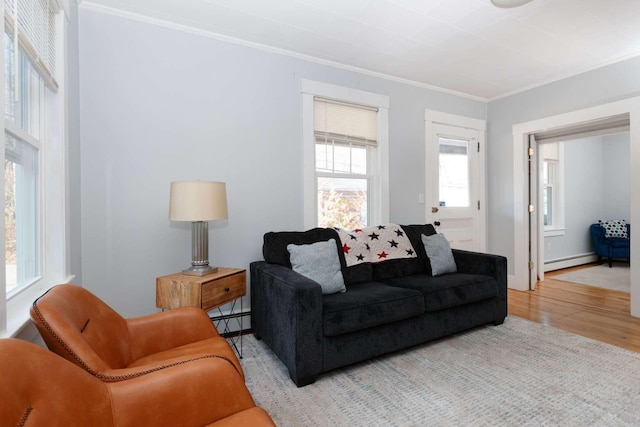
xmin=169 ymin=181 xmax=228 ymax=276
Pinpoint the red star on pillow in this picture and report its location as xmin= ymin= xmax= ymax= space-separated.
xmin=378 ymin=251 xmax=388 ymax=259
xmin=343 ymin=243 xmax=351 ymax=254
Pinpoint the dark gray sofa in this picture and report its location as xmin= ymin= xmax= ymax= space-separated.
xmin=250 ymin=224 xmax=507 ymax=387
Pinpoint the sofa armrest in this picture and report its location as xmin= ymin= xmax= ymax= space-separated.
xmin=127 ymin=307 xmax=220 ymax=360
xmin=250 ymin=261 xmax=323 ymax=386
xmin=452 ymin=249 xmax=507 ymax=324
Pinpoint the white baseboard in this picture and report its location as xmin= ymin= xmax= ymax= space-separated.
xmin=507 ymin=274 xmax=527 ymax=291
xmin=544 ymin=254 xmax=598 ymax=272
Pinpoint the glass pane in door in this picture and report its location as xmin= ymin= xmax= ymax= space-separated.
xmin=438 ymin=137 xmax=469 ymax=207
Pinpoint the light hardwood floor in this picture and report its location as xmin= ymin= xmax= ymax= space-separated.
xmin=508 ymin=263 xmax=640 ymax=352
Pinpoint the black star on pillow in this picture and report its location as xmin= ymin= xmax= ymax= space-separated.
xmin=369 ymin=232 xmax=379 ymax=240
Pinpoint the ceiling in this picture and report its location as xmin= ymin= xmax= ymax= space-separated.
xmin=82 ymin=0 xmax=640 ymax=100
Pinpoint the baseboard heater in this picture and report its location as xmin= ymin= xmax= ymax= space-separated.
xmin=544 ymin=253 xmax=598 ymax=272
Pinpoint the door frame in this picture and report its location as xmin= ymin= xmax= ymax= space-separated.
xmin=425 ymin=110 xmax=486 ymax=252
xmin=511 ymin=97 xmax=640 ymax=317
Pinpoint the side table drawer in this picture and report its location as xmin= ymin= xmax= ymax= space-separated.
xmin=202 ymin=271 xmax=246 ymax=311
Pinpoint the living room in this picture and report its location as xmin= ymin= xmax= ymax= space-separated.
xmin=71 ymin=0 xmax=640 ymax=320
xmin=3 ymin=0 xmax=640 ymax=425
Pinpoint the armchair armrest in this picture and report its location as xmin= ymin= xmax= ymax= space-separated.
xmin=127 ymin=307 xmax=220 ymax=360
xmin=109 ymin=356 xmax=270 ymax=427
xmin=250 ymin=261 xmax=323 ymax=386
xmin=98 ymin=350 xmax=241 ymax=382
xmin=452 ymin=249 xmax=507 ymax=324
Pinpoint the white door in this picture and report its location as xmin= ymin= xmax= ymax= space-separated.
xmin=425 ymin=112 xmax=486 ymax=252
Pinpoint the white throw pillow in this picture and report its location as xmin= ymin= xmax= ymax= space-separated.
xmin=287 ymin=239 xmax=346 ymax=295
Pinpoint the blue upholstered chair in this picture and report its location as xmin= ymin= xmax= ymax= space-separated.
xmin=590 ymin=223 xmax=630 ymax=267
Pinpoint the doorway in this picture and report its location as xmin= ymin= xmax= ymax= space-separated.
xmin=512 ymin=97 xmax=640 ymax=317
xmin=534 ymin=130 xmax=630 ymax=282
xmin=425 ymin=110 xmax=486 ymax=252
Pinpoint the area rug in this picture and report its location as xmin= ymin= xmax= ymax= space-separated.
xmin=552 ymin=264 xmax=630 ymax=292
xmin=241 ymin=316 xmax=640 ymax=426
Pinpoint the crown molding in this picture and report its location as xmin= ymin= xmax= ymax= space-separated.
xmin=79 ymin=1 xmax=488 ymax=103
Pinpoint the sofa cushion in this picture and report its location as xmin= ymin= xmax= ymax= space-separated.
xmin=263 ymin=229 xmax=373 ymax=285
xmin=287 ymin=239 xmax=346 ymax=295
xmin=322 ymin=282 xmax=425 ymax=337
xmin=370 ymin=224 xmax=436 ymax=280
xmin=609 ymin=239 xmax=630 ymax=248
xmin=264 ymin=228 xmax=337 ymax=267
xmin=382 ymin=273 xmax=498 ymax=312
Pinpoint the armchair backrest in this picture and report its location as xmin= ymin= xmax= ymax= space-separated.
xmin=30 ymin=284 xmax=132 ymax=374
xmin=0 ymin=338 xmax=113 ymax=426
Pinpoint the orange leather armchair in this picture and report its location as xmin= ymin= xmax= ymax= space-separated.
xmin=1 ymin=338 xmax=275 ymax=426
xmin=30 ymin=284 xmax=242 ymax=382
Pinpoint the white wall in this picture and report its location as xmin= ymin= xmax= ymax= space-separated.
xmin=602 ymin=132 xmax=631 ymax=220
xmin=78 ymin=8 xmax=486 ymax=317
xmin=487 ymin=56 xmax=640 ymax=275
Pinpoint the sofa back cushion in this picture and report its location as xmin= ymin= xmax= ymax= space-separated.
xmin=370 ymin=224 xmax=437 ymax=280
xmin=263 ymin=228 xmax=372 ymax=285
xmin=287 ymin=239 xmax=346 ymax=294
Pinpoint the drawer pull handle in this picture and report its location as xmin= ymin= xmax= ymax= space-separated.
xmin=224 ymin=287 xmax=230 ymax=292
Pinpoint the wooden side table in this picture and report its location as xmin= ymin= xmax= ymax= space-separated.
xmin=156 ymin=267 xmax=246 ymax=357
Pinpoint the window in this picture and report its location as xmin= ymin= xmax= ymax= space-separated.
xmin=5 ymin=134 xmax=39 ymax=295
xmin=302 ymin=80 xmax=389 ymax=230
xmin=543 ymin=159 xmax=556 ymax=227
xmin=541 ymin=142 xmax=564 ymax=235
xmin=2 ymin=0 xmax=68 ymax=335
xmin=315 ymin=98 xmax=377 ymax=229
xmin=438 ymin=137 xmax=469 ymax=208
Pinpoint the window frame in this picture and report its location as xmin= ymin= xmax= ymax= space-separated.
xmin=301 ymin=79 xmax=389 ymax=230
xmin=1 ymin=7 xmax=70 ymax=337
xmin=541 ymin=142 xmax=565 ymax=237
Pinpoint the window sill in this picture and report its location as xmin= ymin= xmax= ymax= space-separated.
xmin=544 ymin=228 xmax=566 ymax=237
xmin=1 ymin=274 xmax=75 ymax=339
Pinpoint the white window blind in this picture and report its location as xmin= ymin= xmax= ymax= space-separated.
xmin=4 ymin=0 xmax=58 ymax=91
xmin=314 ymin=97 xmax=378 ymax=145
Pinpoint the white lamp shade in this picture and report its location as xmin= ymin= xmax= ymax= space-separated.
xmin=169 ymin=181 xmax=228 ymax=221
